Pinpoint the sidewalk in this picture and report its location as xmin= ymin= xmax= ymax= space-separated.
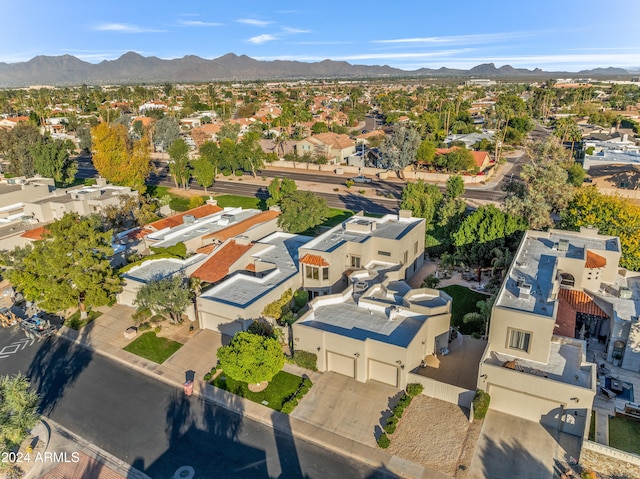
xmin=53 ymin=305 xmax=443 ymax=479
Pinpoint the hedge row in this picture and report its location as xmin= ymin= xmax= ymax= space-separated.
xmin=281 ymin=377 xmax=313 ymax=414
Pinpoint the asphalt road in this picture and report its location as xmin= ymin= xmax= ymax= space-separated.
xmin=0 ymin=328 xmax=395 ymax=479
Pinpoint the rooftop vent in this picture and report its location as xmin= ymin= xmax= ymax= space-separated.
xmin=619 ymin=287 xmax=632 ymax=299
xmin=558 ymin=239 xmax=570 ymax=252
xmin=516 ymin=276 xmax=526 ymax=288
xmin=183 ymin=214 xmax=196 ymax=224
xmin=221 ymin=214 xmax=236 ymax=224
xmin=519 ymin=283 xmax=532 ymax=299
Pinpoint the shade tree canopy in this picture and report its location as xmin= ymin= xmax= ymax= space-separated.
xmin=133 ymin=275 xmax=192 ymax=324
xmin=217 ymin=331 xmax=285 ymax=385
xmin=278 ymin=190 xmax=329 ymax=234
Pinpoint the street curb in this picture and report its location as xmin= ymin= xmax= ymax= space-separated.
xmin=43 ymin=418 xmax=152 ymax=479
xmin=56 ymin=329 xmax=427 ymax=479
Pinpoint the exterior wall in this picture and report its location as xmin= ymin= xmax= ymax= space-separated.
xmin=406 ymin=372 xmax=475 ymax=409
xmin=0 ymin=182 xmax=54 ymax=208
xmin=488 ymin=307 xmax=556 ymax=363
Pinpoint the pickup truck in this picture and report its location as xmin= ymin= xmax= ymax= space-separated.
xmin=350 ymin=175 xmax=372 ymax=184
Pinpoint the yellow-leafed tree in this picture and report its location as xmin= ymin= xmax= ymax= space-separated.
xmin=91 ymin=122 xmax=152 ymax=193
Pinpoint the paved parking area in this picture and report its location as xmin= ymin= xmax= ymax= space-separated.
xmin=290 ymin=372 xmax=400 ymax=447
xmin=468 ymin=410 xmax=580 ymax=479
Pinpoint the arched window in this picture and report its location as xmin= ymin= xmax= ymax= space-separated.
xmin=559 ymin=272 xmax=575 ymax=287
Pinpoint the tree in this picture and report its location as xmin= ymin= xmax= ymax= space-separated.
xmin=463 ymin=296 xmax=495 ymax=337
xmin=168 ymin=138 xmax=191 ymax=189
xmin=217 ymin=331 xmax=284 ymax=385
xmin=191 ymin=155 xmax=215 ymax=193
xmin=100 ymin=194 xmax=158 ymax=232
xmin=278 ymin=191 xmax=329 ymax=234
xmin=77 ymin=125 xmax=92 ymax=153
xmin=560 ymin=187 xmax=640 ymax=271
xmin=567 ymin=162 xmax=586 ymax=187
xmin=446 ymin=175 xmax=465 ymax=199
xmin=267 ymin=177 xmax=297 ymax=207
xmin=0 ymin=122 xmax=43 ymax=176
xmin=8 ymin=213 xmax=122 ymax=313
xmin=30 ymin=138 xmax=78 ymax=185
xmin=91 ymin=122 xmax=152 ymax=193
xmin=416 ymin=139 xmax=436 ymax=167
xmin=503 ymin=137 xmax=575 ymax=230
xmin=134 ymin=275 xmax=191 ymax=324
xmin=453 ymin=205 xmax=527 ymax=270
xmin=400 ymin=180 xmax=443 ymax=229
xmin=153 ymin=116 xmax=180 ymax=152
xmin=0 ymin=373 xmax=39 ymax=453
xmin=379 ymin=125 xmax=420 ymax=178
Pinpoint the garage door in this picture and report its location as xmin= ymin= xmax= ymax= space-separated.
xmin=327 ymin=352 xmax=355 ymax=378
xmin=489 ymin=386 xmax=562 ymax=428
xmin=368 ymin=359 xmax=399 ymax=387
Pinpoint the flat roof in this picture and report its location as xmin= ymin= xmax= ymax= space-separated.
xmin=199 ymin=232 xmax=311 ymax=309
xmin=123 ymin=254 xmax=206 ymax=283
xmin=149 ymin=208 xmax=261 ymax=248
xmin=497 ymin=229 xmax=620 ymax=317
xmin=302 ymin=214 xmax=423 ymax=253
xmin=485 ymin=339 xmax=591 ymax=388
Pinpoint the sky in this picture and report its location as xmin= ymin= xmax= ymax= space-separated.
xmin=2 ymin=0 xmax=639 ymax=72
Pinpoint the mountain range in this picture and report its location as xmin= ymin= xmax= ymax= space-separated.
xmin=0 ymin=52 xmax=634 ymax=87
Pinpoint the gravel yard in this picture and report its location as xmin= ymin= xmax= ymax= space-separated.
xmin=387 ymin=395 xmax=482 ymax=477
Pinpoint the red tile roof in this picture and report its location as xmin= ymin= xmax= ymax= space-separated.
xmin=191 ymin=240 xmax=253 ymax=283
xmin=39 ymin=451 xmax=126 ymax=479
xmin=196 ymin=244 xmax=216 ymax=255
xmin=558 ymin=289 xmax=608 ymax=318
xmin=21 ymin=225 xmax=48 ymax=240
xmin=245 ymin=263 xmax=256 ymax=272
xmin=300 ymin=254 xmax=329 ymax=266
xmin=585 ymin=250 xmax=607 ymax=269
xmin=147 ymin=204 xmax=222 ymax=231
xmin=435 ymin=147 xmax=490 ymax=168
xmin=203 ymin=210 xmax=280 ymax=242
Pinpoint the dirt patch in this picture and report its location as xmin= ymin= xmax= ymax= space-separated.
xmin=387 ymin=396 xmax=479 ymax=477
xmin=167 ymin=187 xmax=206 ymax=198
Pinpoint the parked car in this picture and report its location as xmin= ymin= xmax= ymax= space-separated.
xmin=350 ymin=175 xmax=372 ymax=184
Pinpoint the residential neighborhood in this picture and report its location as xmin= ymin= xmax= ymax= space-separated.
xmin=1 ymin=30 xmax=640 ymax=479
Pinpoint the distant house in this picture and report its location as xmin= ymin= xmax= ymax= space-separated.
xmin=0 ymin=116 xmax=29 ymax=130
xmin=296 ymin=132 xmax=356 ymax=164
xmin=434 ymin=147 xmax=492 ymax=172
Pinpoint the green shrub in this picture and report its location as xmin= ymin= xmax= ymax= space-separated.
xmin=188 ymin=196 xmax=205 ymax=209
xmin=150 ymin=314 xmax=165 ymax=324
xmin=154 ymin=326 xmax=162 ymax=333
xmin=222 ymin=169 xmax=232 ymax=176
xmin=235 ymin=170 xmax=244 ymax=177
xmin=204 ymin=372 xmax=212 ymax=381
xmin=377 ymin=433 xmax=390 ymax=449
xmin=473 ymin=389 xmax=490 ymax=420
xmin=139 ymin=322 xmax=152 ymax=331
xmin=406 ymin=383 xmax=424 ymax=397
xmin=302 ymin=377 xmax=312 ymax=388
xmin=132 ymin=307 xmax=151 ymax=324
xmin=84 ymin=178 xmax=97 ymax=186
xmin=288 ymin=351 xmax=318 ymax=371
xmin=293 ymin=289 xmax=309 ymax=311
xmin=281 ymin=398 xmax=298 ymax=414
xmin=397 ymin=393 xmax=412 ymax=408
xmin=384 ymin=421 xmax=397 ymax=435
xmin=358 ymin=189 xmax=366 ymax=194
xmin=345 ymin=179 xmax=354 ymax=188
xmin=151 ymin=242 xmax=187 ymax=259
xmin=392 ymin=404 xmax=405 ymax=418
xmin=248 ymin=320 xmax=275 ymax=338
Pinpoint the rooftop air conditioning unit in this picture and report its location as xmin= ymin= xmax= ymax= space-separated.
xmin=619 ymin=287 xmax=632 ymax=299
xmin=183 ymin=214 xmax=196 ymax=224
xmin=558 ymin=239 xmax=570 ymax=252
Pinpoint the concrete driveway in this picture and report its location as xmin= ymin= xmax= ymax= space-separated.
xmin=290 ymin=372 xmax=400 ymax=447
xmin=468 ymin=410 xmax=581 ymax=479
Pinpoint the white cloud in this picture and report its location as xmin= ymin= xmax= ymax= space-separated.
xmin=93 ymin=23 xmax=164 ymax=33
xmin=237 ymin=19 xmax=273 ymax=27
xmin=177 ymin=20 xmax=222 ymax=27
xmin=248 ymin=34 xmax=277 ymax=45
xmin=372 ymin=32 xmax=530 ymax=46
xmin=282 ymin=27 xmax=311 ymax=34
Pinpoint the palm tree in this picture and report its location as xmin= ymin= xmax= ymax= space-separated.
xmin=463 ymin=296 xmax=495 ymax=338
xmin=0 ymin=374 xmax=40 ymax=451
xmin=490 ymin=248 xmax=513 ymax=280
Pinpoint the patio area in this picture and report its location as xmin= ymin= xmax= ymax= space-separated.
xmin=414 ymin=334 xmax=487 ymax=390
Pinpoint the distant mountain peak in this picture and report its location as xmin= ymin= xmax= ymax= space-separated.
xmin=0 ymin=52 xmax=632 ymax=87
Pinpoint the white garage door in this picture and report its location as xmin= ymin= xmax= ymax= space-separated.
xmin=368 ymin=359 xmax=399 ymax=387
xmin=489 ymin=386 xmax=562 ymax=428
xmin=327 ymin=352 xmax=355 ymax=378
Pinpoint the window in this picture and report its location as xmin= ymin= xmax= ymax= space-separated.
xmin=508 ymin=329 xmax=531 ymax=352
xmin=414 ymin=241 xmax=419 ymax=255
xmin=619 ymin=182 xmax=629 ymax=189
xmin=378 ymin=250 xmax=391 ymax=257
xmin=322 ymin=267 xmax=329 ymax=280
xmin=559 ymin=273 xmax=575 ymax=287
xmin=305 ymin=265 xmax=319 ymax=280
xmin=350 ymin=256 xmax=361 ymax=268
xmin=403 ymin=251 xmax=408 ymax=265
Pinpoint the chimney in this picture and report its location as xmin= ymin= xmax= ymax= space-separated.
xmin=206 ymin=196 xmax=218 ymax=206
xmin=399 ymin=209 xmax=412 ymax=219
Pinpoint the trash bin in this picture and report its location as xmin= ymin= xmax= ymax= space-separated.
xmin=183 ymin=380 xmax=194 ymax=396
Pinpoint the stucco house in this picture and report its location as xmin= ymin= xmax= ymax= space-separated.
xmin=477 ymin=228 xmax=607 ymax=438
xmin=292 ymin=272 xmax=452 ymax=388
xmin=297 ymin=211 xmax=425 ymax=299
xmin=296 ymin=132 xmax=356 ymax=164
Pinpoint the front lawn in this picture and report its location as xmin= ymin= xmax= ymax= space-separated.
xmin=439 ymin=285 xmax=489 ymax=335
xmin=124 ymin=331 xmax=182 ymax=364
xmin=214 ymin=194 xmax=266 ymax=210
xmin=65 ymin=309 xmax=103 ymax=330
xmin=609 ymin=416 xmax=640 ymax=455
xmin=212 ymin=370 xmax=302 ymax=411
